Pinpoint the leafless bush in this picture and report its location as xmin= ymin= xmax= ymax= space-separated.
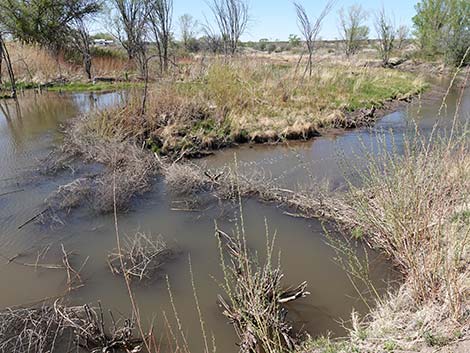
xmin=0 ymin=305 xmax=62 ymax=353
xmin=164 ymin=163 xmax=219 ymax=195
xmin=294 ymin=0 xmax=336 ymax=76
xmin=54 ymin=302 xmax=142 ymax=352
xmin=92 ymin=146 xmax=157 ymax=213
xmin=216 ymin=226 xmax=309 ymax=353
xmin=375 ymin=7 xmax=395 ymax=66
xmin=0 ymin=302 xmax=142 ymax=353
xmin=108 ymin=232 xmax=171 ymax=281
xmin=43 ymin=114 xmax=159 ymax=219
xmin=206 ymin=0 xmax=249 ymax=56
xmin=45 ymin=178 xmax=93 ymax=211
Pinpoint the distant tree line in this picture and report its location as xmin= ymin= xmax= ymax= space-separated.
xmin=0 ymin=0 xmax=468 ymax=94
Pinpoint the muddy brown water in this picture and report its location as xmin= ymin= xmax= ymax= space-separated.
xmin=0 ymin=80 xmax=468 ymax=352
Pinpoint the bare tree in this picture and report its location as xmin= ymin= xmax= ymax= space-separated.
xmin=148 ymin=0 xmax=173 ymax=74
xmin=396 ymin=24 xmax=409 ymax=50
xmin=69 ymin=18 xmax=93 ymax=80
xmin=338 ymin=4 xmax=369 ymax=57
xmin=207 ymin=0 xmax=249 ymax=56
xmin=294 ymin=0 xmax=336 ymax=77
xmin=375 ymin=7 xmax=395 ymax=66
xmin=179 ymin=14 xmax=198 ymax=49
xmin=109 ymin=0 xmax=150 ymax=75
xmin=202 ymin=29 xmax=224 ymax=53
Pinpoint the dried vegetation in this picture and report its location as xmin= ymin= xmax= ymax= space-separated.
xmin=108 ymin=232 xmax=171 ymax=281
xmin=42 ymin=114 xmax=158 ymax=221
xmin=0 ymin=302 xmax=141 ymax=353
xmin=216 ymin=223 xmax=310 ymax=353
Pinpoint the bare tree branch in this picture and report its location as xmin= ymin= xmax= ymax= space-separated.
xmin=207 ymin=0 xmax=249 ymax=56
xmin=294 ymin=0 xmax=336 ymax=76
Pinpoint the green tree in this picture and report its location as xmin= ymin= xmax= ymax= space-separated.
xmin=445 ymin=0 xmax=470 ymax=65
xmin=413 ymin=0 xmax=470 ymax=64
xmin=413 ymin=0 xmax=449 ymax=55
xmin=338 ymin=4 xmax=369 ymax=57
xmin=288 ymin=34 xmax=301 ymax=48
xmin=0 ymin=0 xmax=101 ymax=53
xmin=258 ymin=38 xmax=269 ymax=51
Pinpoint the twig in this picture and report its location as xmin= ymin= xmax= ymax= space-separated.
xmin=18 ymin=208 xmax=49 ymax=229
xmin=0 ymin=188 xmax=24 ymax=197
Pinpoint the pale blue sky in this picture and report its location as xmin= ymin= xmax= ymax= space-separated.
xmin=173 ymin=0 xmax=419 ymax=41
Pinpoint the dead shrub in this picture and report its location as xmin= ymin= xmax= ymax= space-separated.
xmin=43 ymin=114 xmax=159 ymax=219
xmin=164 ymin=163 xmax=216 ymax=195
xmin=108 ymin=233 xmax=171 ymax=281
xmin=216 ymin=225 xmax=309 ymax=353
xmin=0 ymin=302 xmax=141 ymax=353
xmin=0 ymin=305 xmax=62 ymax=353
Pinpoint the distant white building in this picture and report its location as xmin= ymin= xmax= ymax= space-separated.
xmin=93 ymin=39 xmax=114 ymax=46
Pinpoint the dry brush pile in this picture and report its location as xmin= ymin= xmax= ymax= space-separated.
xmin=108 ymin=232 xmax=172 ymax=282
xmin=41 ymin=113 xmax=159 ymax=223
xmin=216 ymin=224 xmax=310 ymax=353
xmin=0 ymin=301 xmax=141 ymax=353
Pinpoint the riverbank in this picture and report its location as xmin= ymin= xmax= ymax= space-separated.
xmin=1 ymin=80 xmax=142 ymax=97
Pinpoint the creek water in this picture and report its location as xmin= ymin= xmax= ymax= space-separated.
xmin=0 ymin=78 xmax=468 ymax=352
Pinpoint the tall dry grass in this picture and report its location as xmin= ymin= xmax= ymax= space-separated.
xmin=6 ymin=43 xmax=79 ymax=82
xmin=306 ymin=85 xmax=469 ymax=353
xmin=3 ymin=42 xmax=131 ymax=83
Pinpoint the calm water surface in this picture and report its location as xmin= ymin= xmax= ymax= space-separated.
xmin=0 ymin=80 xmax=468 ymax=351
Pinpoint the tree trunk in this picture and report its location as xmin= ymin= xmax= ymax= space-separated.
xmin=0 ymin=45 xmax=3 ymax=84
xmin=84 ymin=53 xmax=92 ymax=80
xmin=140 ymin=54 xmax=149 ymax=116
xmin=0 ymin=36 xmax=17 ymax=98
xmin=162 ymin=41 xmax=169 ymax=73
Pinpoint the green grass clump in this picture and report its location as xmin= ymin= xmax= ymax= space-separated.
xmin=47 ymin=81 xmax=141 ymax=92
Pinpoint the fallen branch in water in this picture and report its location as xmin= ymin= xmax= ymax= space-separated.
xmin=0 ymin=189 xmax=24 ymax=198
xmin=17 ymin=208 xmax=49 ymax=229
xmin=60 ymin=244 xmax=88 ymax=292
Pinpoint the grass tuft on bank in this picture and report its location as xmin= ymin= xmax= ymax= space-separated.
xmin=46 ymin=81 xmax=141 ymax=92
xmin=310 ymin=123 xmax=470 ymax=352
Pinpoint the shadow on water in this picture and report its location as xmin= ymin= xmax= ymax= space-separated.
xmin=0 ymin=80 xmax=468 ymax=351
